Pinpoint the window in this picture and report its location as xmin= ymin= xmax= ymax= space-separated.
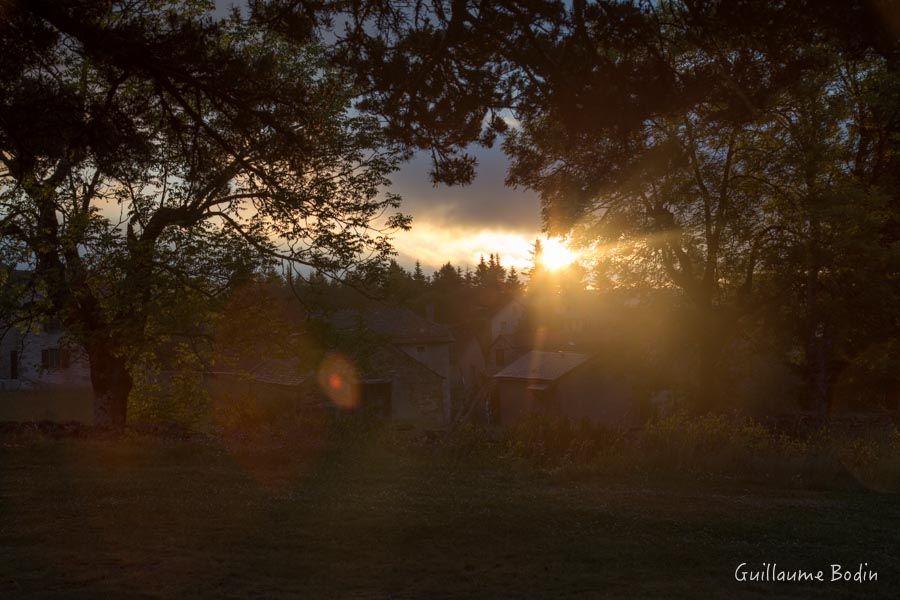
xmin=417 ymin=346 xmax=426 ymax=354
xmin=41 ymin=348 xmax=71 ymax=370
xmin=9 ymin=351 xmax=17 ymax=380
xmin=495 ymin=349 xmax=505 ymax=366
xmin=500 ymin=320 xmax=508 ymax=332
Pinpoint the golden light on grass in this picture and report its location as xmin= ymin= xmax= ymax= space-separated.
xmin=540 ymin=237 xmax=579 ymax=271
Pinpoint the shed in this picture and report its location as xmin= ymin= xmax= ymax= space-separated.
xmin=491 ymin=350 xmax=635 ymax=428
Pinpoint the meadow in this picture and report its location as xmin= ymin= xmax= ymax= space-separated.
xmin=1 ymin=420 xmax=898 ymax=598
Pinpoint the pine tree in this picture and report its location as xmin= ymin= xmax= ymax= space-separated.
xmin=412 ymin=261 xmax=428 ymax=285
xmin=526 ymin=239 xmax=545 ymax=285
xmin=506 ymin=267 xmax=522 ymax=291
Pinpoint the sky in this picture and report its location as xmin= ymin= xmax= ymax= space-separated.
xmin=387 ymin=149 xmax=542 ymax=273
xmin=213 ymin=0 xmax=545 ymax=275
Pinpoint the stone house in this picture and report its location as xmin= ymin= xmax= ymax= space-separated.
xmin=327 ymin=307 xmax=454 ymax=426
xmin=452 ymin=329 xmax=486 ymax=397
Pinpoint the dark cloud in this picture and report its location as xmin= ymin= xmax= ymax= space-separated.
xmin=213 ymin=1 xmax=539 ymax=230
xmin=391 ymin=147 xmax=540 ymax=231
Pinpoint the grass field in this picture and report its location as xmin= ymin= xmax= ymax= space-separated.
xmin=0 ymin=433 xmax=898 ymax=598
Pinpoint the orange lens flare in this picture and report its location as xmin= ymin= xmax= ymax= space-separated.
xmin=317 ymin=353 xmax=360 ymax=410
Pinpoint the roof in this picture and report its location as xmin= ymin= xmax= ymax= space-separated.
xmin=330 ymin=307 xmax=453 ymax=344
xmin=248 ymin=358 xmax=311 ymax=387
xmin=493 ymin=350 xmax=590 ymax=382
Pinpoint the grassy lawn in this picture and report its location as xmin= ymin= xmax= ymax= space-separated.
xmin=0 ymin=434 xmax=897 ymax=598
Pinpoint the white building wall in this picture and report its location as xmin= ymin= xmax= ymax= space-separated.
xmin=0 ymin=328 xmax=91 ymax=390
xmin=490 ymin=300 xmax=525 ymax=342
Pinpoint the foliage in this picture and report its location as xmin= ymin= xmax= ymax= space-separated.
xmin=497 ymin=2 xmax=900 ymax=411
xmin=4 ymin=1 xmax=898 ymax=423
xmin=0 ymin=1 xmax=409 ymax=424
xmin=479 ymin=413 xmax=900 ymax=492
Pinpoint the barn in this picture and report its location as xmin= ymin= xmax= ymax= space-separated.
xmin=491 ymin=350 xmax=636 ymax=428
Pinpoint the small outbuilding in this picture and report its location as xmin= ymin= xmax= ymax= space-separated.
xmin=491 ymin=350 xmax=636 ymax=428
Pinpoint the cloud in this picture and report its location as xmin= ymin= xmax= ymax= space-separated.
xmin=392 ymin=221 xmax=539 ymax=273
xmin=385 ymin=145 xmax=545 ymax=271
xmin=390 ymin=147 xmax=541 ymax=232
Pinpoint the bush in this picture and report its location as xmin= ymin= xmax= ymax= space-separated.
xmin=433 ymin=412 xmax=900 ymax=492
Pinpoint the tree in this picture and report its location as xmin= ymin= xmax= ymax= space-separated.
xmin=525 ymin=239 xmax=546 ymax=288
xmin=744 ymin=52 xmax=900 ymax=413
xmin=506 ymin=267 xmax=522 ymax=292
xmin=429 ymin=261 xmax=469 ymax=323
xmin=303 ymin=0 xmax=897 ymax=411
xmin=500 ymin=1 xmax=899 ymax=411
xmin=412 ymin=261 xmax=429 ymax=287
xmin=0 ymin=2 xmax=407 ymax=425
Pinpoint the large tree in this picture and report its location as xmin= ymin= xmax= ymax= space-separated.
xmin=0 ymin=1 xmax=407 ymax=425
xmin=498 ymin=1 xmax=899 ymax=410
xmin=746 ymin=51 xmax=900 ymax=412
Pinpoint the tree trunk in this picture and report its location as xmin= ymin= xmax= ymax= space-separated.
xmin=804 ymin=205 xmax=831 ymax=418
xmin=806 ymin=324 xmax=832 ymax=418
xmin=87 ymin=340 xmax=132 ymax=428
xmin=686 ymin=300 xmax=725 ymax=413
xmin=695 ymin=324 xmax=723 ymax=413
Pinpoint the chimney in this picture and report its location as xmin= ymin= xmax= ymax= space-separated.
xmin=425 ymin=303 xmax=436 ymax=322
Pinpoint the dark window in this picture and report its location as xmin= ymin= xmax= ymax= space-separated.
xmin=41 ymin=348 xmax=67 ymax=370
xmin=362 ymin=382 xmax=392 ymax=418
xmin=416 ymin=346 xmax=426 ymax=353
xmin=495 ymin=349 xmax=505 ymax=366
xmin=9 ymin=351 xmax=18 ymax=380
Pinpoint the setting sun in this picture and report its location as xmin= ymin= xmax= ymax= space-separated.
xmin=540 ymin=237 xmax=578 ymax=271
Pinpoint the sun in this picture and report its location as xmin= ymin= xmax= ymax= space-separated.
xmin=540 ymin=237 xmax=578 ymax=271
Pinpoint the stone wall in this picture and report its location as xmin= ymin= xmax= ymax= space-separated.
xmin=365 ymin=345 xmax=446 ymax=427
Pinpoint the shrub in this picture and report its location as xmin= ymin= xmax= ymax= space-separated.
xmin=442 ymin=412 xmax=900 ymax=492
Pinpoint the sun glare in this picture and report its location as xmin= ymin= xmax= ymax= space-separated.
xmin=541 ymin=238 xmax=578 ymax=271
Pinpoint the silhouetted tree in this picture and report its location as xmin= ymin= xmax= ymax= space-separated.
xmin=500 ymin=1 xmax=899 ymax=412
xmin=0 ymin=2 xmax=407 ymax=425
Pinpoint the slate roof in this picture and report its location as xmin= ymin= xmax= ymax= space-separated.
xmin=330 ymin=307 xmax=453 ymax=344
xmin=248 ymin=358 xmax=311 ymax=387
xmin=493 ymin=350 xmax=590 ymax=382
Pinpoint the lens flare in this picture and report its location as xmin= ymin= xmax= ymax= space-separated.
xmin=317 ymin=353 xmax=360 ymax=410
